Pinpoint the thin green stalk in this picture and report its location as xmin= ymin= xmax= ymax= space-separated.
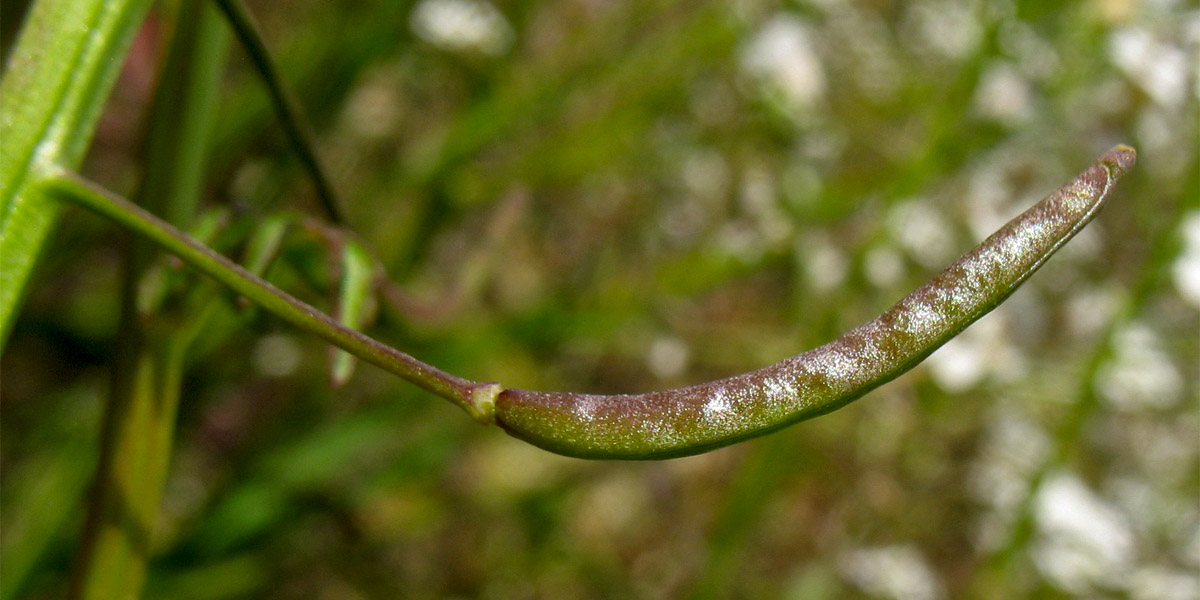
xmin=38 ymin=169 xmax=503 ymax=421
xmin=212 ymin=0 xmax=344 ymax=224
xmin=0 ymin=0 xmax=155 ymax=346
xmin=69 ymin=3 xmax=230 ymax=597
xmin=689 ymin=434 xmax=796 ymax=600
xmin=139 ymin=1 xmax=231 ymax=226
xmin=69 ymin=334 xmax=187 ymax=600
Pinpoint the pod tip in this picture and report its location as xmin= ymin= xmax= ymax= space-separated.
xmin=1100 ymin=144 xmax=1137 ymax=178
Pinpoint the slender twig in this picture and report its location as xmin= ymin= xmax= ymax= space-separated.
xmin=39 ymin=168 xmax=501 ymax=421
xmin=213 ymin=0 xmax=345 ymax=224
xmin=69 ymin=4 xmax=228 ymax=598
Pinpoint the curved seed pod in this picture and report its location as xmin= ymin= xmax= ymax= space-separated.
xmin=494 ymin=146 xmax=1136 ymax=459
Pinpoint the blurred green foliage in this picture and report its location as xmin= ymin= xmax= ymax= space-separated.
xmin=2 ymin=0 xmax=1196 ymax=598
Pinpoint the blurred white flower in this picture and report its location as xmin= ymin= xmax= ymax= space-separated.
xmin=887 ymin=199 xmax=956 ymax=269
xmin=974 ymin=62 xmax=1033 ymax=125
xmin=1034 ymin=471 xmax=1135 ymax=594
xmin=1109 ymin=26 xmax=1189 ymax=107
xmin=1129 ymin=566 xmax=1200 ymax=600
xmin=1171 ymin=211 xmax=1200 ymax=308
xmin=1096 ymin=323 xmax=1185 ymax=411
xmin=968 ymin=412 xmax=1052 ymax=552
xmin=740 ymin=165 xmax=792 ymax=245
xmin=864 ymin=244 xmax=906 ymax=289
xmin=411 ymin=0 xmax=513 ymax=56
xmin=799 ymin=235 xmax=848 ymax=293
xmin=647 ymin=335 xmax=690 ymax=380
xmin=840 ymin=544 xmax=946 ymax=600
xmin=927 ymin=303 xmax=1024 ymax=393
xmin=902 ymin=0 xmax=982 ymax=61
xmin=1064 ymin=285 xmax=1123 ymax=339
xmin=970 ymin=414 xmax=1050 ymax=505
xmin=741 ymin=15 xmax=826 ymax=111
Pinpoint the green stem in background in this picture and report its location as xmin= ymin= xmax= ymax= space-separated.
xmin=69 ymin=335 xmax=188 ymax=600
xmin=38 ymin=169 xmax=502 ymax=422
xmin=69 ymin=2 xmax=230 ymax=598
xmin=0 ymin=0 xmax=155 ymax=346
xmin=212 ymin=0 xmax=345 ymax=224
xmin=0 ymin=393 xmax=101 ymax=600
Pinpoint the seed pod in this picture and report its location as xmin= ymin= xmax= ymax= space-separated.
xmin=494 ymin=146 xmax=1136 ymax=459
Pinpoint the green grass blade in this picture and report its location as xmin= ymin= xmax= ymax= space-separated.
xmin=0 ymin=0 xmax=154 ymax=346
xmin=68 ymin=3 xmax=229 ymax=598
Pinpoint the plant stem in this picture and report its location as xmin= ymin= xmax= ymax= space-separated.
xmin=0 ymin=0 xmax=155 ymax=346
xmin=69 ymin=334 xmax=187 ymax=600
xmin=67 ymin=3 xmax=232 ymax=598
xmin=213 ymin=0 xmax=345 ymax=224
xmin=38 ymin=169 xmax=502 ymax=421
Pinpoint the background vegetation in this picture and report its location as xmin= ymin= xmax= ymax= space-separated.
xmin=2 ymin=0 xmax=1196 ymax=598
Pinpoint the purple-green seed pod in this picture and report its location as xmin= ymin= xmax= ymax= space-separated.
xmin=493 ymin=146 xmax=1136 ymax=459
